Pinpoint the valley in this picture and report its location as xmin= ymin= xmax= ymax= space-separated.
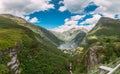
xmin=51 ymin=27 xmax=86 ymax=54
xmin=0 ymin=14 xmax=120 ymax=74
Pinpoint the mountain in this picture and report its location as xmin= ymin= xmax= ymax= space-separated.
xmin=51 ymin=27 xmax=87 ymax=41
xmin=85 ymin=17 xmax=120 ymax=46
xmin=1 ymin=14 xmax=120 ymax=74
xmin=73 ymin=17 xmax=120 ymax=74
xmin=0 ymin=14 xmax=69 ymax=74
xmin=51 ymin=27 xmax=87 ymax=50
xmin=0 ymin=14 xmax=63 ymax=46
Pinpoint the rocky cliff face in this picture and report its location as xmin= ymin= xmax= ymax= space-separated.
xmin=0 ymin=45 xmax=21 ymax=74
xmin=85 ymin=46 xmax=104 ymax=71
xmin=83 ymin=17 xmax=120 ymax=72
xmin=7 ymin=48 xmax=20 ymax=74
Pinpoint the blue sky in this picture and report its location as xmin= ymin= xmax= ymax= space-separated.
xmin=0 ymin=0 xmax=120 ymax=32
xmin=28 ymin=0 xmax=74 ymax=29
xmin=29 ymin=8 xmax=72 ymax=29
xmin=28 ymin=1 xmax=98 ymax=29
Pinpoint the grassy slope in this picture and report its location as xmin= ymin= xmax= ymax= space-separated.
xmin=89 ymin=57 xmax=120 ymax=74
xmin=0 ymin=16 xmax=23 ymax=50
xmin=0 ymin=14 xmax=63 ymax=47
xmin=73 ymin=17 xmax=120 ymax=74
xmin=0 ymin=15 xmax=69 ymax=74
xmin=86 ymin=17 xmax=120 ymax=74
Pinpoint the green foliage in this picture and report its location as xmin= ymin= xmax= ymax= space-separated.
xmin=18 ymin=37 xmax=68 ymax=74
xmin=74 ymin=17 xmax=120 ymax=73
xmin=89 ymin=58 xmax=120 ymax=74
xmin=0 ymin=15 xmax=69 ymax=74
xmin=86 ymin=38 xmax=97 ymax=45
xmin=0 ymin=28 xmax=22 ymax=50
xmin=0 ymin=54 xmax=13 ymax=74
xmin=85 ymin=18 xmax=120 ymax=64
xmin=0 ymin=54 xmax=10 ymax=64
xmin=0 ymin=64 xmax=9 ymax=74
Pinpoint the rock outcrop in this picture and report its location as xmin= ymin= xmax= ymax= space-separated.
xmin=85 ymin=46 xmax=104 ymax=71
xmin=0 ymin=45 xmax=21 ymax=74
xmin=7 ymin=48 xmax=20 ymax=74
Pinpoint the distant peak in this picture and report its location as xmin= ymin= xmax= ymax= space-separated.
xmin=0 ymin=14 xmax=19 ymax=18
xmin=50 ymin=26 xmax=88 ymax=33
xmin=99 ymin=17 xmax=118 ymax=22
xmin=0 ymin=14 xmax=14 ymax=16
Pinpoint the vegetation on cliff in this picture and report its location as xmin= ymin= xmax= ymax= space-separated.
xmin=0 ymin=15 xmax=69 ymax=74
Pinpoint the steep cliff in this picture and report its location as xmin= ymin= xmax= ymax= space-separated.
xmin=85 ymin=46 xmax=104 ymax=71
xmin=84 ymin=17 xmax=120 ymax=73
xmin=73 ymin=17 xmax=120 ymax=74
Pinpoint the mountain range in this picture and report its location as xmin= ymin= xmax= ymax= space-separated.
xmin=0 ymin=14 xmax=120 ymax=74
xmin=73 ymin=17 xmax=120 ymax=74
xmin=51 ymin=27 xmax=87 ymax=50
xmin=0 ymin=14 xmax=68 ymax=74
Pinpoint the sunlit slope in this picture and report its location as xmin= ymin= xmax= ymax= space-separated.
xmin=0 ymin=15 xmax=68 ymax=74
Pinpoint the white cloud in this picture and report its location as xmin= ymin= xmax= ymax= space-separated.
xmin=80 ymin=14 xmax=101 ymax=31
xmin=51 ymin=15 xmax=85 ymax=33
xmin=51 ymin=14 xmax=102 ymax=32
xmin=55 ymin=0 xmax=120 ymax=32
xmin=23 ymin=16 xmax=39 ymax=23
xmin=93 ymin=0 xmax=120 ymax=18
xmin=71 ymin=15 xmax=85 ymax=21
xmin=62 ymin=0 xmax=90 ymax=13
xmin=59 ymin=6 xmax=67 ymax=12
xmin=62 ymin=0 xmax=120 ymax=18
xmin=81 ymin=14 xmax=101 ymax=25
xmin=115 ymin=14 xmax=120 ymax=19
xmin=24 ymin=16 xmax=30 ymax=21
xmin=0 ymin=0 xmax=54 ymax=17
xmin=58 ymin=1 xmax=64 ymax=5
xmin=30 ymin=17 xmax=39 ymax=23
xmin=64 ymin=15 xmax=85 ymax=26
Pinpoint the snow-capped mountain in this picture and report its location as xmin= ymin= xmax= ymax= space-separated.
xmin=50 ymin=27 xmax=87 ymax=49
xmin=50 ymin=27 xmax=87 ymax=41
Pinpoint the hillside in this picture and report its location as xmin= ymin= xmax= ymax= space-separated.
xmin=0 ymin=14 xmax=69 ymax=74
xmin=0 ymin=14 xmax=120 ymax=74
xmin=73 ymin=17 xmax=120 ymax=74
xmin=58 ymin=32 xmax=86 ymax=50
xmin=51 ymin=28 xmax=87 ymax=42
xmin=51 ymin=27 xmax=87 ymax=50
xmin=0 ymin=14 xmax=63 ymax=47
